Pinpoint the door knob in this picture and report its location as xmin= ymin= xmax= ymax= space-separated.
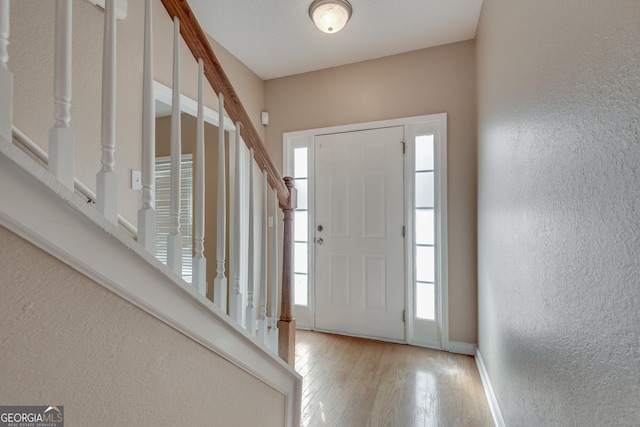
xmin=315 ymin=238 xmax=324 ymax=245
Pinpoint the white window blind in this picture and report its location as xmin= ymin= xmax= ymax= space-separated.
xmin=155 ymin=154 xmax=193 ymax=283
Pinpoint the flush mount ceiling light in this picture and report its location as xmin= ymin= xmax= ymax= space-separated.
xmin=309 ymin=0 xmax=353 ymax=34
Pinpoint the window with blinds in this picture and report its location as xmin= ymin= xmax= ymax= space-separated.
xmin=155 ymin=155 xmax=193 ymax=283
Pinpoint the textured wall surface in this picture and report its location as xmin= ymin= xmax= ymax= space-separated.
xmin=476 ymin=0 xmax=640 ymax=425
xmin=265 ymin=41 xmax=478 ymax=344
xmin=0 ymin=226 xmax=285 ymax=426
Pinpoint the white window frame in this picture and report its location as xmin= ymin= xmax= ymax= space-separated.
xmin=283 ymin=135 xmax=315 ymax=329
xmin=291 ymin=148 xmax=310 ymax=307
xmin=405 ymin=117 xmax=448 ymax=349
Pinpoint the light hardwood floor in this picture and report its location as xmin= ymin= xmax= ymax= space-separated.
xmin=295 ymin=330 xmax=493 ymax=427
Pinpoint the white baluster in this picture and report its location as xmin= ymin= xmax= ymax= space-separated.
xmin=48 ymin=0 xmax=74 ymax=190
xmin=213 ymin=93 xmax=228 ymax=309
xmin=192 ymin=59 xmax=206 ymax=295
xmin=229 ymin=122 xmax=243 ymax=322
xmin=167 ymin=17 xmax=182 ymax=275
xmin=269 ymin=188 xmax=279 ymax=352
xmin=258 ymin=170 xmax=268 ymax=344
xmin=246 ymin=148 xmax=256 ymax=334
xmin=138 ymin=0 xmax=156 ymax=253
xmin=97 ymin=0 xmax=118 ymax=224
xmin=0 ymin=0 xmax=12 ymax=143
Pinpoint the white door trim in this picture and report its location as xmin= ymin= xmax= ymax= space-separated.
xmin=283 ymin=114 xmax=448 ymax=348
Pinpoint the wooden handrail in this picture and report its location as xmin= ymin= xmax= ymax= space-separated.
xmin=161 ymin=0 xmax=297 ymax=365
xmin=160 ymin=0 xmax=290 ymax=207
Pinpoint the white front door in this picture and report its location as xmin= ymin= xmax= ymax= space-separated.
xmin=314 ymin=126 xmax=405 ymax=341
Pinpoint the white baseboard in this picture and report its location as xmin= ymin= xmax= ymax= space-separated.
xmin=449 ymin=341 xmax=477 ymax=355
xmin=475 ymin=348 xmax=505 ymax=427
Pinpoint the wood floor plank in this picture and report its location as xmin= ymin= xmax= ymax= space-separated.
xmin=296 ymin=330 xmax=493 ymax=427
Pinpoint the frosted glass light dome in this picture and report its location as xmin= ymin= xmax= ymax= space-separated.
xmin=309 ymin=0 xmax=353 ymax=34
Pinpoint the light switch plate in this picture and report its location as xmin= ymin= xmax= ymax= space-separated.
xmin=131 ymin=170 xmax=142 ymax=190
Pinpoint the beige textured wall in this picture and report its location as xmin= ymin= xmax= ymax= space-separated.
xmin=0 ymin=226 xmax=285 ymax=426
xmin=264 ymin=41 xmax=478 ymax=344
xmin=9 ymin=0 xmax=144 ymax=224
xmin=476 ymin=0 xmax=640 ymax=424
xmin=209 ymin=37 xmax=266 ymax=142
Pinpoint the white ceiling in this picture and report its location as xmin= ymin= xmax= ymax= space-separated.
xmin=189 ymin=0 xmax=484 ymax=80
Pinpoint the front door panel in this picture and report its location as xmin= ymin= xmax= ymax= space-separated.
xmin=314 ymin=126 xmax=405 ymax=341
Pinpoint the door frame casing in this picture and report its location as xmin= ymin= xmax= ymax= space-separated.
xmin=283 ymin=113 xmax=448 ymax=349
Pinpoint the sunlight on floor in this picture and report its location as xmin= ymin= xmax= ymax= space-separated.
xmin=296 ymin=331 xmax=493 ymax=427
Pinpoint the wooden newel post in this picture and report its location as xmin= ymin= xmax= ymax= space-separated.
xmin=278 ymin=176 xmax=297 ymax=367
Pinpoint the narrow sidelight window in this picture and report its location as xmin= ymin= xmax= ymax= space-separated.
xmin=414 ymin=135 xmax=435 ymax=320
xmin=293 ymin=147 xmax=309 ymax=306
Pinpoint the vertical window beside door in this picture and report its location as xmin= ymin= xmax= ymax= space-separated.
xmin=414 ymin=135 xmax=436 ymax=320
xmin=293 ymin=147 xmax=309 ymax=306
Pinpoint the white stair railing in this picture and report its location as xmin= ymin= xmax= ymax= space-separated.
xmin=97 ymin=0 xmax=118 ymax=225
xmin=138 ymin=0 xmax=156 ymax=253
xmin=1 ymin=0 xmax=295 ymax=365
xmin=192 ymin=58 xmax=207 ymax=296
xmin=258 ymin=169 xmax=269 ymax=345
xmin=2 ymin=0 xmax=303 ymax=409
xmin=167 ymin=16 xmax=182 ymax=275
xmin=246 ymin=148 xmax=256 ymax=334
xmin=11 ymin=127 xmax=138 ymax=238
xmin=270 ymin=187 xmax=279 ymax=352
xmin=213 ymin=92 xmax=228 ymax=309
xmin=229 ymin=122 xmax=243 ymax=323
xmin=48 ymin=0 xmax=74 ymax=191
